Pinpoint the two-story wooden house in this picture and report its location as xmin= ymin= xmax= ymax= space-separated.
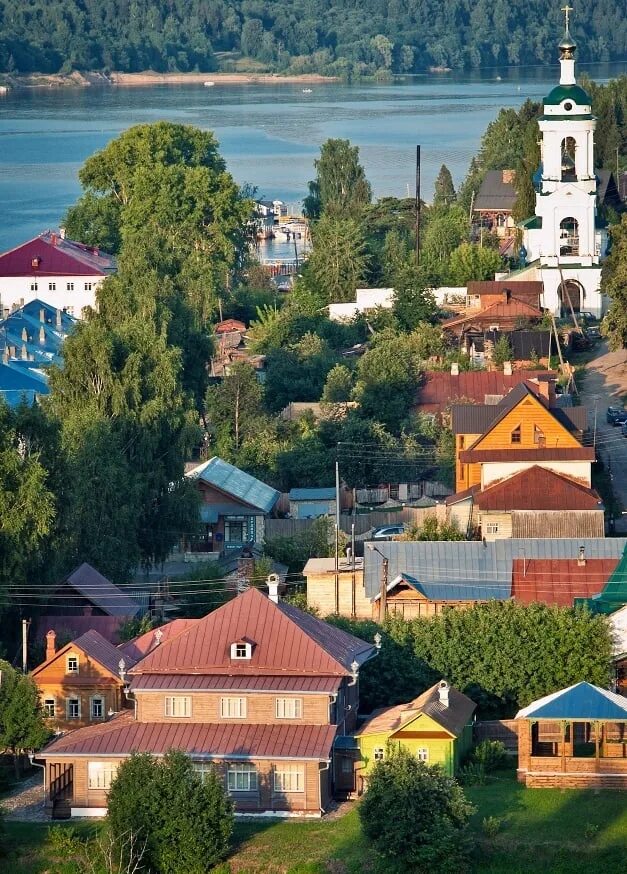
xmin=37 ymin=587 xmax=376 ymax=818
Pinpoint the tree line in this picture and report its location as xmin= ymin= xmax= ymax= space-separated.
xmin=1 ymin=0 xmax=625 ymax=76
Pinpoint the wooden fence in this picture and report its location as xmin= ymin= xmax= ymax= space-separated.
xmin=265 ymin=505 xmax=445 ymax=540
xmin=474 ymin=720 xmax=519 ymax=752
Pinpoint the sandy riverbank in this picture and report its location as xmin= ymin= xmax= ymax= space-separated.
xmin=0 ymin=70 xmax=338 ymax=90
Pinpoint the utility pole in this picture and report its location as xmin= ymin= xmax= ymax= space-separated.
xmin=335 ymin=456 xmax=341 ymax=613
xmin=593 ymin=395 xmax=599 ymax=448
xmin=351 ymin=522 xmax=356 ymax=619
xmin=415 ymin=145 xmax=421 ymax=261
xmin=22 ymin=619 xmax=29 ymax=674
xmin=379 ymin=555 xmax=388 ymax=622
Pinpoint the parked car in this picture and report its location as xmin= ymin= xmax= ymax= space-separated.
xmin=579 ymin=311 xmax=596 ymax=323
xmin=608 ymin=407 xmax=627 ymax=426
xmin=586 ymin=326 xmax=601 ymax=339
xmin=372 ymin=524 xmax=406 ymax=540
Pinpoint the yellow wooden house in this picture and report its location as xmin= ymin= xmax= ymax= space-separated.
xmin=354 ymin=681 xmax=476 ymax=783
xmin=452 ymin=382 xmax=591 ymax=493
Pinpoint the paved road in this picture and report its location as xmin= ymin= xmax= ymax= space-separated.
xmin=578 ymin=340 xmax=627 ymax=532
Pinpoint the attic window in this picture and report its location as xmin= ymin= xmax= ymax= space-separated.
xmin=31 ymin=256 xmax=41 ymax=270
xmin=231 ymin=641 xmax=252 ymax=660
xmin=66 ymin=654 xmax=79 ymax=674
xmin=511 ymin=425 xmax=522 ymax=444
xmin=533 ymin=425 xmax=545 ymax=445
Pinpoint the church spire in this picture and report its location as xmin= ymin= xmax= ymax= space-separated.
xmin=559 ymin=5 xmax=577 ymax=85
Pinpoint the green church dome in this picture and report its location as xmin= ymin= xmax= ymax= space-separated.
xmin=544 ymin=83 xmax=591 ymax=107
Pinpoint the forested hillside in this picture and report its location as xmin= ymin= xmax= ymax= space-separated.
xmin=0 ymin=0 xmax=625 ymax=76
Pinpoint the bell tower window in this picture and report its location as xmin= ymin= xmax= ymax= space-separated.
xmin=561 ymin=137 xmax=577 ymax=181
xmin=559 ymin=217 xmax=579 ymax=256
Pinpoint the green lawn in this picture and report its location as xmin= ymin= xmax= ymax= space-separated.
xmin=4 ymin=773 xmax=627 ymax=873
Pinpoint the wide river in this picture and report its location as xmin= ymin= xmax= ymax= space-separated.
xmin=0 ymin=63 xmax=624 ymax=251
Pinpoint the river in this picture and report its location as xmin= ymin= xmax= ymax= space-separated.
xmin=0 ymin=63 xmax=624 ymax=251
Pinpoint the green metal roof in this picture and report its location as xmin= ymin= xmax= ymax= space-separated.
xmin=544 ymin=83 xmax=591 ymax=106
xmin=519 ymin=216 xmax=542 ymax=230
xmin=576 ymin=545 xmax=627 ymax=614
xmin=188 ymin=457 xmax=279 ymax=514
xmin=289 ymin=488 xmax=336 ymax=501
xmin=516 ymin=682 xmax=627 ymax=721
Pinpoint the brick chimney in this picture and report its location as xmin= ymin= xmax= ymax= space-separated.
xmin=45 ymin=630 xmax=57 ymax=661
xmin=438 ymin=680 xmax=450 ymax=708
xmin=267 ymin=573 xmax=280 ymax=604
xmin=578 ymin=546 xmax=586 ymax=567
xmin=502 ymin=169 xmax=516 ymax=185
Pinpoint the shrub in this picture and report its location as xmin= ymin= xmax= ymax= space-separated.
xmin=458 ymin=763 xmax=486 ymax=786
xmin=359 ymin=745 xmax=475 ymax=873
xmin=472 ymin=740 xmax=508 ymax=772
xmin=482 ymin=816 xmax=502 ymax=838
xmin=107 ymin=750 xmax=233 ymax=874
xmin=584 ymin=823 xmax=599 ymax=840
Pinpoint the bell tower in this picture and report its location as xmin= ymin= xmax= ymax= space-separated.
xmin=522 ymin=7 xmax=608 ymax=317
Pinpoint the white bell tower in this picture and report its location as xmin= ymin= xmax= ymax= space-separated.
xmin=522 ymin=7 xmax=608 ymax=318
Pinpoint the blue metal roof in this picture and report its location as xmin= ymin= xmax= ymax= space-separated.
xmin=400 ymin=572 xmax=505 ymax=602
xmin=516 ymin=683 xmax=627 ymax=721
xmin=363 ymin=539 xmax=627 ymax=600
xmin=289 ymin=488 xmax=336 ymax=501
xmin=188 ymin=457 xmax=279 ymax=514
xmin=0 ymin=361 xmax=49 ymax=406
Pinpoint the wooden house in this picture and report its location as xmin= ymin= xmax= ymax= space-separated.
xmin=183 ymin=457 xmax=279 ymax=558
xmin=516 ymin=683 xmax=627 ymax=789
xmin=355 ymin=681 xmax=475 ymax=785
xmin=472 ymin=170 xmax=518 ymax=241
xmin=34 ymin=563 xmax=142 ymax=644
xmin=31 ymin=630 xmax=134 ymax=731
xmin=37 ymin=587 xmax=376 ymax=818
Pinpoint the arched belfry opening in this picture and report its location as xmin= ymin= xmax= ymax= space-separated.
xmin=559 ymin=216 xmax=579 ymax=256
xmin=561 ymin=137 xmax=577 ymax=181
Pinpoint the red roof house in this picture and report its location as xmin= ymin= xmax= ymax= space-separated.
xmin=37 ymin=588 xmax=376 ymax=818
xmin=0 ymin=232 xmax=115 ymax=278
xmin=414 ymin=368 xmax=557 ymax=417
xmin=512 ymin=557 xmax=619 ymax=606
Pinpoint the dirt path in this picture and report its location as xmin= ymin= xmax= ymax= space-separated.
xmin=578 ymin=340 xmax=627 ymax=531
xmin=1 ymin=772 xmax=47 ymax=822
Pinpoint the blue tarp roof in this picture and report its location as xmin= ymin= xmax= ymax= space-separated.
xmin=289 ymin=488 xmax=336 ymax=501
xmin=516 ymin=682 xmax=627 ymax=721
xmin=187 ymin=457 xmax=279 ymax=514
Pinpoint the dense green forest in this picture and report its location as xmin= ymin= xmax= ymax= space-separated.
xmin=0 ymin=0 xmax=625 ymax=76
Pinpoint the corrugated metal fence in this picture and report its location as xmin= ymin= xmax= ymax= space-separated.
xmin=265 ymin=506 xmax=445 ymax=540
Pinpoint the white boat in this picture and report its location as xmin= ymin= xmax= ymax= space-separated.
xmin=302 ymin=88 xmax=313 ymax=94
xmin=204 ymin=81 xmax=215 ymax=87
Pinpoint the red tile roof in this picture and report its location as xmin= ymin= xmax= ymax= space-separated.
xmin=459 ymin=447 xmax=595 ymax=463
xmin=129 ymin=674 xmax=342 ymax=693
xmin=0 ymin=232 xmax=115 ymax=277
xmin=474 ymin=466 xmax=602 ymax=511
xmin=129 ymin=587 xmax=374 ymax=678
xmin=118 ymin=619 xmax=199 ymax=662
xmin=415 ymin=370 xmax=555 ymax=411
xmin=443 ymin=297 xmax=543 ymax=330
xmin=512 ymin=558 xmax=619 ymax=606
xmin=42 ymin=712 xmax=336 ymax=761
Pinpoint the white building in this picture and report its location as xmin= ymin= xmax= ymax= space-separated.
xmin=328 ymin=287 xmax=395 ymax=322
xmin=0 ymin=230 xmax=116 ymax=318
xmin=520 ymin=16 xmax=608 ymax=318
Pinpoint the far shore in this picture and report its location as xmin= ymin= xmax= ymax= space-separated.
xmin=0 ymin=70 xmax=339 ymax=91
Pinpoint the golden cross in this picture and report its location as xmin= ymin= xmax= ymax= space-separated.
xmin=561 ymin=5 xmax=573 ymax=30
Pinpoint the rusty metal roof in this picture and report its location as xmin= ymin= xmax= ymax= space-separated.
xmin=512 ymin=557 xmax=619 ymax=606
xmin=118 ymin=619 xmax=200 ymax=662
xmin=467 ymin=280 xmax=543 ymax=297
xmin=475 ymin=467 xmax=602 ymax=512
xmin=356 ymin=682 xmax=476 ymax=739
xmin=129 ymin=674 xmax=342 ymax=693
xmin=41 ymin=712 xmax=336 ymax=761
xmin=129 ymin=587 xmax=374 ymax=677
xmin=416 ymin=369 xmax=555 ymax=412
xmin=443 ymin=297 xmax=543 ymax=330
xmin=459 ymin=447 xmax=595 ymax=462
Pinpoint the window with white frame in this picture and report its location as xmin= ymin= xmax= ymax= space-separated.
xmin=66 ymin=282 xmax=74 ymax=291
xmin=220 ymin=697 xmax=247 ymax=718
xmin=417 ymin=748 xmax=429 ymax=762
xmin=30 ymin=282 xmax=38 ymax=292
xmin=48 ymin=282 xmax=56 ymax=291
xmin=373 ymin=747 xmax=385 ymax=761
xmin=274 ymin=765 xmax=304 ymax=793
xmin=164 ymin=696 xmax=191 ymax=717
xmin=227 ymin=763 xmax=258 ymax=792
xmin=66 ymin=654 xmax=79 ymax=674
xmin=485 ymin=522 xmax=499 ymax=535
xmin=230 ymin=641 xmax=252 ymax=660
xmin=43 ymin=698 xmax=55 ymax=717
xmin=67 ymin=698 xmax=80 ymax=719
xmin=91 ymin=696 xmax=104 ymax=719
xmin=193 ymin=762 xmax=215 ymax=783
xmin=84 ymin=282 xmax=93 ymax=291
xmin=276 ymin=698 xmax=303 ymax=719
xmin=88 ymin=762 xmax=118 ymax=790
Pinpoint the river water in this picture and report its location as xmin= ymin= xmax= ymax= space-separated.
xmin=0 ymin=63 xmax=624 ymax=251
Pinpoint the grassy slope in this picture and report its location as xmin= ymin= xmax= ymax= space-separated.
xmin=4 ymin=774 xmax=627 ymax=873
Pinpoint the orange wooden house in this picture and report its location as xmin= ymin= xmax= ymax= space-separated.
xmin=31 ymin=630 xmax=134 ymax=731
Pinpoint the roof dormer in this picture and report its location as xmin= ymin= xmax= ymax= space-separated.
xmin=230 ymin=638 xmax=254 ymax=660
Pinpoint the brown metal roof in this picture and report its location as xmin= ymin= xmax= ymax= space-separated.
xmin=475 ymin=466 xmax=602 ymax=511
xmin=356 ymin=682 xmax=476 ymax=739
xmin=129 ymin=674 xmax=342 ymax=693
xmin=460 ymin=447 xmax=595 ymax=462
xmin=129 ymin=587 xmax=374 ymax=677
xmin=416 ymin=370 xmax=555 ymax=411
xmin=41 ymin=712 xmax=336 ymax=761
xmin=63 ymin=563 xmax=141 ymax=618
xmin=467 ymin=281 xmax=543 ymax=298
xmin=443 ymin=298 xmax=543 ymax=330
xmin=512 ymin=557 xmax=619 ymax=606
xmin=118 ymin=619 xmax=200 ymax=662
